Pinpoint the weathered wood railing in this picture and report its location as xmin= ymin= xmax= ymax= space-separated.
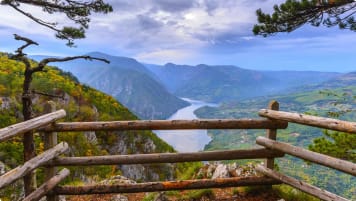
xmin=41 ymin=113 xmax=288 ymax=196
xmin=259 ymin=109 xmax=356 ymax=133
xmin=0 ymin=100 xmax=355 ymax=201
xmin=0 ymin=109 xmax=65 ymax=142
xmin=256 ymin=108 xmax=356 ymax=201
xmin=0 ymin=106 xmax=69 ymax=201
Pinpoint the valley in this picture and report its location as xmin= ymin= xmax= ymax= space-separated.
xmin=1 ymin=0 xmax=355 ymax=200
xmin=31 ymin=53 xmax=189 ymax=120
xmin=194 ymin=74 xmax=356 ymax=199
xmin=32 ymin=52 xmax=341 ymax=120
xmin=29 ymin=52 xmax=355 ymax=200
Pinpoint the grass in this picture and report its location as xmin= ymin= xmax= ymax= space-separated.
xmin=273 ymin=185 xmax=321 ymax=201
xmin=179 ymin=189 xmax=215 ymax=200
xmin=142 ymin=192 xmax=158 ymax=201
xmin=176 ymin=162 xmax=203 ymax=180
xmin=232 ymin=185 xmax=272 ymax=195
xmin=142 ymin=189 xmax=214 ymax=201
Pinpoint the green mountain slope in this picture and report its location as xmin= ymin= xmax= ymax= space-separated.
xmin=32 ymin=52 xmax=188 ymax=120
xmin=195 ymin=74 xmax=356 ymax=199
xmin=0 ymin=53 xmax=176 ymax=198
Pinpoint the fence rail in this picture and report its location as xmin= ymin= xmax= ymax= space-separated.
xmin=256 ymin=165 xmax=349 ymax=201
xmin=46 ymin=148 xmax=284 ymax=166
xmin=39 ymin=118 xmax=288 ymax=132
xmin=256 ymin=136 xmax=356 ymax=176
xmin=24 ymin=168 xmax=70 ymax=201
xmin=53 ymin=176 xmax=281 ymax=195
xmin=0 ymin=101 xmax=354 ymax=201
xmin=259 ymin=109 xmax=356 ymax=134
xmin=0 ymin=109 xmax=66 ymax=142
xmin=0 ymin=142 xmax=68 ymax=189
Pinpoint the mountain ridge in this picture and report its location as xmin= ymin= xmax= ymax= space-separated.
xmin=145 ymin=62 xmax=341 ymax=102
xmin=32 ymin=52 xmax=344 ymax=117
xmin=31 ymin=53 xmax=189 ymax=119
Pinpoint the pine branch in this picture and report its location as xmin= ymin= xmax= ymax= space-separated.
xmin=3 ymin=0 xmax=113 ymax=46
xmin=254 ymin=1 xmax=356 ymax=36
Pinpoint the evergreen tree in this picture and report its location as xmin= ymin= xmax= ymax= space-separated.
xmin=1 ymin=0 xmax=113 ymax=46
xmin=308 ymin=91 xmax=356 ymax=162
xmin=253 ymin=0 xmax=356 ymax=36
xmin=253 ymin=1 xmax=356 ymax=162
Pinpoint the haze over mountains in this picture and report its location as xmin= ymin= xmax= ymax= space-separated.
xmin=32 ymin=52 xmax=343 ymax=119
xmin=146 ymin=63 xmax=340 ymax=102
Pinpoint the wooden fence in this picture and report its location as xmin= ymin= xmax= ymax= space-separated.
xmin=0 ymin=101 xmax=355 ymax=201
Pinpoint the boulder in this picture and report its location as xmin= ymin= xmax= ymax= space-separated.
xmin=0 ymin=161 xmax=5 ymax=175
xmin=154 ymin=192 xmax=169 ymax=201
xmin=212 ymin=164 xmax=230 ymax=179
xmin=111 ymin=194 xmax=128 ymax=201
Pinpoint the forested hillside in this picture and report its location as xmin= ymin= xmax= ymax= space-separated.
xmin=32 ymin=52 xmax=189 ymax=120
xmin=195 ymin=76 xmax=356 ymax=199
xmin=0 ymin=53 xmax=175 ymax=199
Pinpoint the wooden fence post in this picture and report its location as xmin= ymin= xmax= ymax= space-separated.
xmin=43 ymin=101 xmax=59 ymax=201
xmin=265 ymin=100 xmax=279 ymax=169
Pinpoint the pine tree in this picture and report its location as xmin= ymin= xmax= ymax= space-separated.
xmin=308 ymin=91 xmax=356 ymax=162
xmin=253 ymin=0 xmax=356 ymax=36
xmin=253 ymin=1 xmax=356 ymax=162
xmin=1 ymin=0 xmax=113 ymax=46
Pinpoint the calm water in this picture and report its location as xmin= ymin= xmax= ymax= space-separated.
xmin=154 ymin=98 xmax=217 ymax=152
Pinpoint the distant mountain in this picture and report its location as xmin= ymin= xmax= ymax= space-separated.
xmin=32 ymin=53 xmax=343 ymax=117
xmin=145 ymin=63 xmax=341 ymax=102
xmin=261 ymin=70 xmax=341 ymax=91
xmin=284 ymin=71 xmax=356 ymax=94
xmin=32 ymin=52 xmax=188 ymax=119
xmin=315 ymin=71 xmax=356 ymax=88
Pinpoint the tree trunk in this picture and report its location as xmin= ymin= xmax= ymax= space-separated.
xmin=22 ymin=69 xmax=36 ymax=195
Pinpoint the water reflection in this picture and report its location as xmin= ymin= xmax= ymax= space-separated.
xmin=155 ymin=98 xmax=217 ymax=152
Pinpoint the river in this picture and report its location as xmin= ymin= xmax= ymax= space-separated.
xmin=154 ymin=98 xmax=217 ymax=152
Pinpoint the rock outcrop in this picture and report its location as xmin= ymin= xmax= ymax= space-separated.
xmin=0 ymin=161 xmax=5 ymax=175
xmin=196 ymin=162 xmax=259 ymax=179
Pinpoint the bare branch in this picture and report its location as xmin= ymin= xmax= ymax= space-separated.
xmin=31 ymin=90 xmax=65 ymax=100
xmin=33 ymin=55 xmax=110 ymax=73
xmin=13 ymin=34 xmax=38 ymax=57
xmin=9 ymin=34 xmax=37 ymax=72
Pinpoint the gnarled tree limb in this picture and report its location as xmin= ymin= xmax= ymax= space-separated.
xmin=1 ymin=0 xmax=113 ymax=46
xmin=8 ymin=34 xmax=110 ymax=195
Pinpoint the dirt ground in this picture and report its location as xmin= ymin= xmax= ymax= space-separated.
xmin=67 ymin=187 xmax=282 ymax=201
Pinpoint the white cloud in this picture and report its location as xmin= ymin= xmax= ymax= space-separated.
xmin=0 ymin=3 xmax=75 ymax=37
xmin=135 ymin=49 xmax=198 ymax=64
xmin=0 ymin=0 xmax=355 ymax=72
xmin=0 ymin=0 xmax=284 ymax=53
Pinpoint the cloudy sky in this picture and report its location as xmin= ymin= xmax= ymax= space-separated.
xmin=0 ymin=0 xmax=355 ymax=72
